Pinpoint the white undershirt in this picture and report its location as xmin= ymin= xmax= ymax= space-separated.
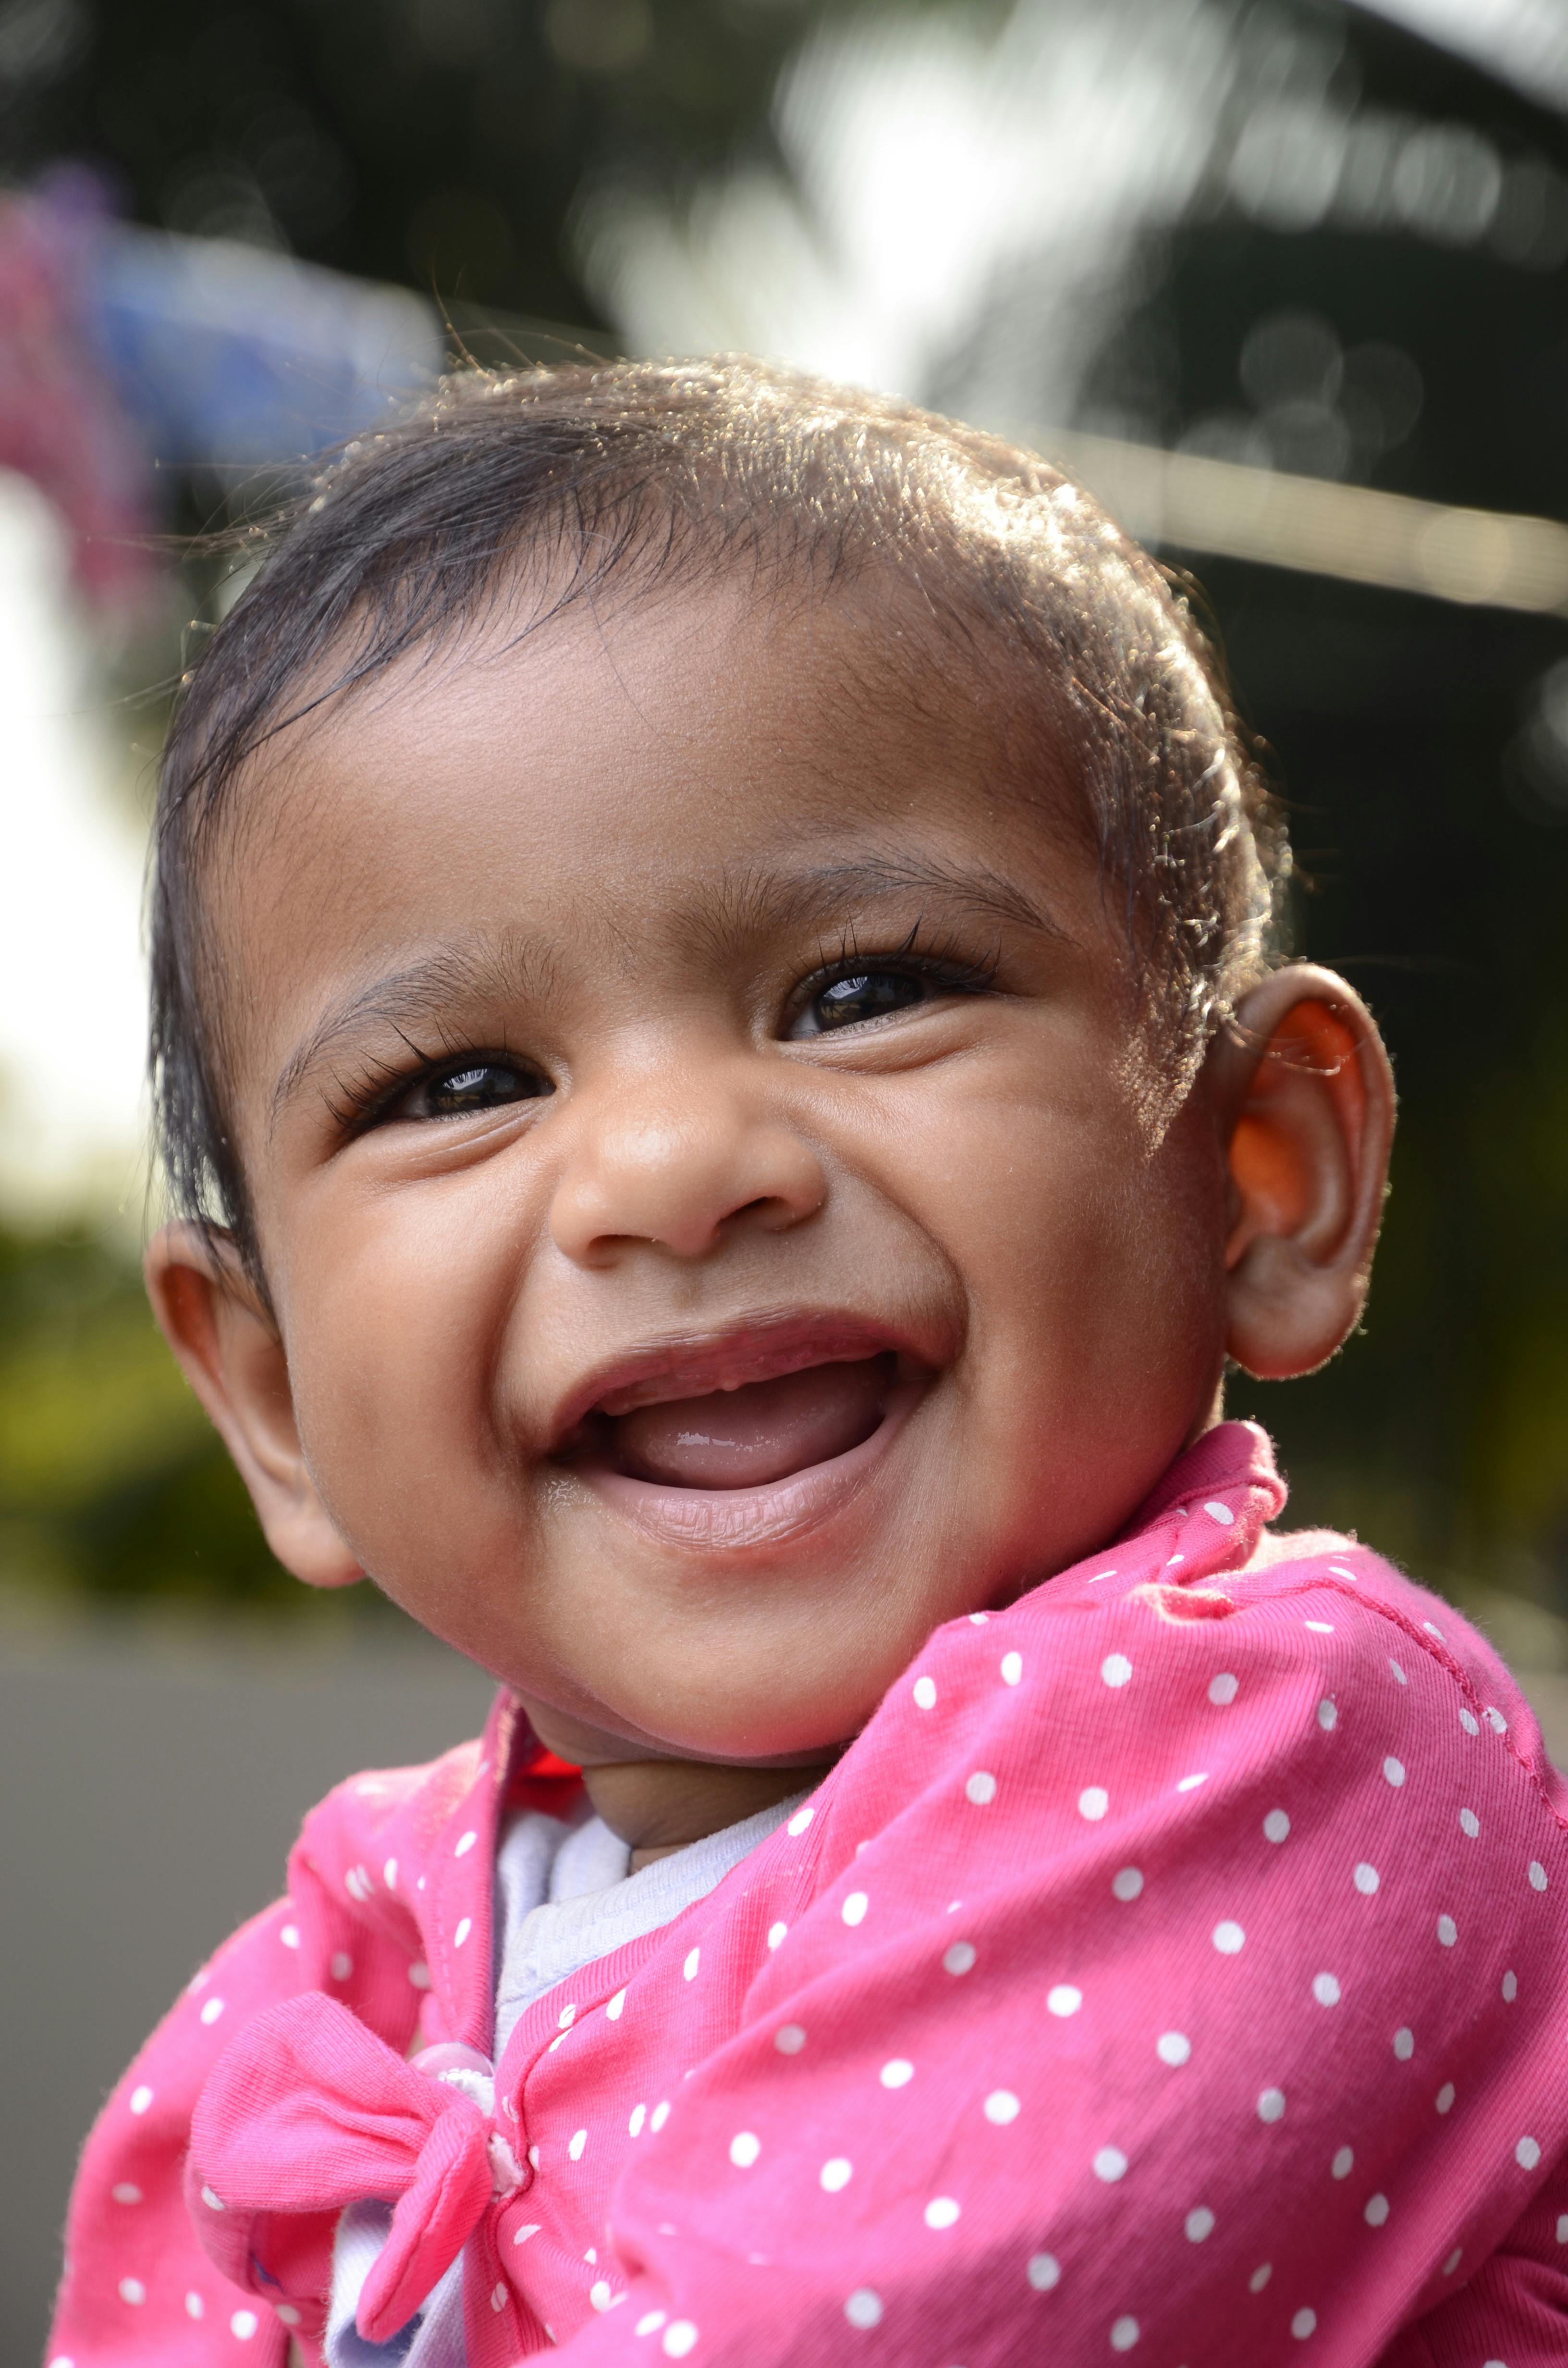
xmin=324 ymin=1792 xmax=802 ymax=2368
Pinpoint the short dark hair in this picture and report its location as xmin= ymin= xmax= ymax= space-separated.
xmin=150 ymin=357 xmax=1286 ymax=1278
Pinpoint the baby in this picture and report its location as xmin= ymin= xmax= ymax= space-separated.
xmin=50 ymin=361 xmax=1568 ymax=2368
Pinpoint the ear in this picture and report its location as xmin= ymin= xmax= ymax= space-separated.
xmin=144 ymin=1223 xmax=364 ymax=1589
xmin=1208 ymin=964 xmax=1396 ymax=1381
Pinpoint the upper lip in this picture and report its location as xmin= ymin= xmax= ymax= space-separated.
xmin=546 ymin=1309 xmax=920 ymax=1455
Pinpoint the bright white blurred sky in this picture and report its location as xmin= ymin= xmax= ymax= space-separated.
xmin=0 ymin=472 xmax=149 ymax=1226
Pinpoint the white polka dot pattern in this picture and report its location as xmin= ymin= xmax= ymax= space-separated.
xmin=47 ymin=1433 xmax=1568 ymax=2368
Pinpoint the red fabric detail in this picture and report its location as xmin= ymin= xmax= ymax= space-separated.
xmin=522 ymin=1748 xmax=583 ymax=1781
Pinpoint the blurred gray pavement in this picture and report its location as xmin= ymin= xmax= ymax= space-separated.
xmin=0 ymin=1602 xmax=494 ymax=2368
xmin=5 ymin=1605 xmax=1567 ymax=2368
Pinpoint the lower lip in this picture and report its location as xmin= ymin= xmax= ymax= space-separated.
xmin=576 ymin=1370 xmax=926 ymax=1551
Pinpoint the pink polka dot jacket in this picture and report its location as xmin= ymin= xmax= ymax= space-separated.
xmin=48 ymin=1424 xmax=1568 ymax=2367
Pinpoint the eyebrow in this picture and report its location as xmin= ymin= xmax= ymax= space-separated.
xmin=271 ymin=854 xmax=1064 ymax=1125
xmin=740 ymin=855 xmax=1063 ymax=944
xmin=270 ymin=936 xmax=551 ymax=1129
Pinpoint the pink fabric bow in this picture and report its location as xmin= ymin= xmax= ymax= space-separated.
xmin=188 ymin=1993 xmax=506 ymax=2341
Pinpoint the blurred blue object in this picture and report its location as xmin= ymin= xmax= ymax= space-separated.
xmin=88 ymin=225 xmax=444 ymax=476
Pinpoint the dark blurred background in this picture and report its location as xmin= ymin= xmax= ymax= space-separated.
xmin=2 ymin=0 xmax=1568 ymax=2356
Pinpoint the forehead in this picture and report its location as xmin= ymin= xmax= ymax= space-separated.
xmin=211 ymin=573 xmax=1089 ymax=1089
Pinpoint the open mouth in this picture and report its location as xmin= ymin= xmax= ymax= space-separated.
xmin=590 ymin=1352 xmax=897 ymax=1491
xmin=549 ymin=1321 xmax=921 ymax=1496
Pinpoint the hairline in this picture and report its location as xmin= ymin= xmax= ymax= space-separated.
xmin=150 ymin=361 xmax=1283 ymax=1284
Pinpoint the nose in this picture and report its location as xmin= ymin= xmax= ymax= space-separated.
xmin=548 ymin=1064 xmax=827 ymax=1266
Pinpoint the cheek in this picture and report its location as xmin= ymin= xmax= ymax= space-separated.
xmin=272 ymin=1180 xmax=523 ymax=1546
xmin=894 ymin=1063 xmax=1229 ymax=1441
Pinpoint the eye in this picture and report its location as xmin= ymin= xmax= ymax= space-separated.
xmin=403 ymin=1058 xmax=552 ymax=1120
xmin=788 ymin=969 xmax=934 ymax=1038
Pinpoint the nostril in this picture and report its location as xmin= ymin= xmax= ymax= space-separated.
xmin=728 ymin=1190 xmax=821 ymax=1238
xmin=549 ymin=1114 xmax=826 ymax=1263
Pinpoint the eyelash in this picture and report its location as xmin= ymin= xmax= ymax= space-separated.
xmin=324 ymin=926 xmax=1003 ymax=1133
xmin=321 ymin=1036 xmax=531 ymax=1134
xmin=793 ymin=925 xmax=1002 ymax=1018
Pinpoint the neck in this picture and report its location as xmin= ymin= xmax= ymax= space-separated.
xmin=517 ymin=1694 xmax=841 ymax=1869
xmin=582 ymin=1758 xmax=822 ymax=1871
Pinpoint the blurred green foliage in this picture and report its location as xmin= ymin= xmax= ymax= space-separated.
xmin=0 ymin=1225 xmax=295 ymax=1601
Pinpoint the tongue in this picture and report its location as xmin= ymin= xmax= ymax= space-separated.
xmin=612 ymin=1355 xmax=894 ymax=1490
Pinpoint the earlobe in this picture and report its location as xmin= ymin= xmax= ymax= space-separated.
xmin=144 ymin=1223 xmax=364 ymax=1590
xmin=1211 ymin=965 xmax=1395 ymax=1381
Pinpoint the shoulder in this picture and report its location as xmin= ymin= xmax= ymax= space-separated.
xmin=289 ymin=1686 xmax=532 ymax=1923
xmin=1225 ymin=1533 xmax=1567 ymax=1837
xmin=818 ymin=1520 xmax=1568 ymax=1899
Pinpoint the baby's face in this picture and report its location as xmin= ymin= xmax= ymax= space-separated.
xmin=220 ymin=579 xmax=1232 ymax=1762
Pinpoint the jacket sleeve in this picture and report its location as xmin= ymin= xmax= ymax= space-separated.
xmin=46 ymin=1898 xmax=308 ymax=2368
xmin=1376 ymin=2148 xmax=1568 ymax=2366
xmin=537 ymin=1568 xmax=1568 ymax=2367
xmin=44 ymin=1733 xmax=492 ymax=2368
